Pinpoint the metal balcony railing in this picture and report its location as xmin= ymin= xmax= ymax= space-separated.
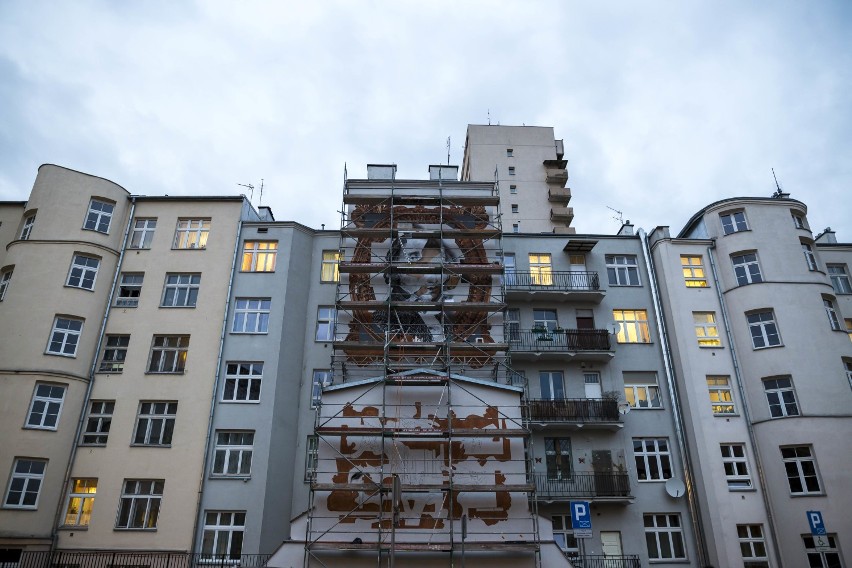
xmin=526 ymin=398 xmax=620 ymax=423
xmin=508 ymin=329 xmax=610 ymax=352
xmin=13 ymin=552 xmax=272 ymax=568
xmin=564 ymin=554 xmax=642 ymax=568
xmin=532 ymin=472 xmax=630 ymax=499
xmin=504 ymin=271 xmax=599 ymax=291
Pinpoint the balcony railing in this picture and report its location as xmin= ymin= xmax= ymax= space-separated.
xmin=564 ymin=554 xmax=642 ymax=568
xmin=508 ymin=329 xmax=610 ymax=352
xmin=505 ymin=271 xmax=599 ymax=291
xmin=532 ymin=472 xmax=630 ymax=499
xmin=526 ymin=398 xmax=620 ymax=423
xmin=14 ymin=552 xmax=271 ymax=568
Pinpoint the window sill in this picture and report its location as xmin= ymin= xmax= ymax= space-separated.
xmin=240 ymin=270 xmax=277 ymax=274
xmin=159 ymin=305 xmax=197 ymax=309
xmin=128 ymin=246 xmax=151 ymax=251
xmin=728 ymin=486 xmax=756 ymax=492
xmin=96 ymin=370 xmax=124 ymax=374
xmin=713 ymin=413 xmax=740 ymax=418
xmin=172 ymin=247 xmax=207 ymax=251
xmin=58 ymin=525 xmax=88 ymax=531
xmin=209 ymin=474 xmax=251 ymax=481
xmin=752 ymin=344 xmax=784 ymax=351
xmin=2 ymin=505 xmax=38 ymax=510
xmin=790 ymin=492 xmax=825 ymax=498
xmin=220 ymin=399 xmax=261 ymax=404
xmin=698 ymin=345 xmax=724 ymax=349
xmin=79 ymin=443 xmax=107 ymax=447
xmin=64 ymin=285 xmax=96 ymax=292
xmin=130 ymin=444 xmax=172 ymax=448
xmin=722 ymin=229 xmax=752 ymax=236
xmin=83 ymin=228 xmax=111 ymax=235
xmin=145 ymin=371 xmax=186 ymax=375
xmin=23 ymin=425 xmax=58 ymax=431
xmin=616 ymin=341 xmax=653 ymax=345
xmin=114 ymin=527 xmax=158 ymax=531
xmin=45 ymin=351 xmax=78 ymax=358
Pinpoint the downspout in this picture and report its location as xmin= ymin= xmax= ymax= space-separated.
xmin=639 ymin=229 xmax=710 ymax=567
xmin=189 ymin=206 xmax=244 ymax=554
xmin=50 ymin=198 xmax=136 ymax=550
xmin=706 ymin=243 xmax=784 ymax=567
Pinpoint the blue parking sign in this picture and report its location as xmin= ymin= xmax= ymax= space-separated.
xmin=807 ymin=511 xmax=826 ymax=536
xmin=570 ymin=501 xmax=592 ymax=538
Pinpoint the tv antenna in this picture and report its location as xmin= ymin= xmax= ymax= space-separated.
xmin=487 ymin=109 xmax=491 ymax=125
xmin=607 ymin=205 xmax=624 ymax=224
xmin=446 ymin=136 xmax=451 ymax=165
xmin=238 ymin=179 xmax=265 ymax=206
xmin=771 ymin=168 xmax=784 ymax=197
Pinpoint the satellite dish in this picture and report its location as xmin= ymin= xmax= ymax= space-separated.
xmin=665 ymin=478 xmax=686 ymax=498
xmin=617 ymin=401 xmax=631 ymax=415
xmin=607 ymin=322 xmax=621 ymax=335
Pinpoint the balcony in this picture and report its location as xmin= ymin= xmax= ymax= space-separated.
xmin=532 ymin=472 xmax=631 ymax=501
xmin=551 ymin=206 xmax=574 ymax=223
xmin=548 ymin=187 xmax=572 ymax=204
xmin=508 ymin=329 xmax=613 ymax=361
xmin=563 ymin=554 xmax=642 ymax=568
xmin=526 ymin=398 xmax=622 ymax=430
xmin=504 ymin=271 xmax=604 ymax=302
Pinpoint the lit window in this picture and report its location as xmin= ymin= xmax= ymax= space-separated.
xmin=99 ymin=335 xmax=130 ymax=373
xmin=737 ymin=525 xmax=768 ymax=567
xmin=66 ymin=255 xmax=100 ymax=291
xmin=802 ymin=241 xmax=818 ymax=271
xmin=707 ymin=376 xmax=735 ymax=415
xmin=129 ymin=218 xmax=157 ymax=249
xmin=781 ymin=446 xmax=821 ymax=495
xmin=693 ymin=312 xmax=721 ymax=346
xmin=720 ymin=211 xmax=748 ymax=235
xmin=0 ymin=266 xmax=13 ymax=301
xmin=25 ymin=383 xmax=66 ymax=430
xmin=173 ymin=219 xmax=210 ymax=249
xmin=551 ymin=515 xmax=579 ymax=555
xmin=116 ymin=479 xmax=163 ymax=529
xmin=803 ymin=534 xmax=843 ymax=568
xmin=623 ymin=373 xmax=661 ymax=408
xmin=305 ymin=435 xmax=319 ymax=481
xmin=46 ymin=317 xmax=83 ymax=357
xmin=81 ymin=400 xmax=114 ymax=445
xmin=84 ymin=199 xmax=114 ymax=233
xmin=763 ymin=377 xmax=799 ymax=418
xmin=320 ymin=250 xmax=340 ymax=282
xmin=644 ymin=514 xmax=686 ymax=560
xmin=511 ymin=204 xmax=519 ymax=213
xmin=720 ymin=444 xmax=752 ymax=489
xmin=823 ymin=298 xmax=842 ymax=331
xmin=529 ymin=253 xmax=553 ymax=285
xmin=212 ymin=432 xmax=254 ymax=476
xmin=747 ymin=311 xmax=781 ymax=348
xmin=828 ymin=265 xmax=852 ymax=294
xmin=147 ymin=335 xmax=190 ymax=373
xmin=846 ymin=319 xmax=852 ymax=343
xmin=633 ymin=438 xmax=672 ymax=481
xmin=241 ymin=241 xmax=277 ymax=272
xmin=202 ymin=511 xmax=245 ymax=559
xmin=731 ymin=252 xmax=763 ymax=285
xmin=613 ymin=309 xmax=650 ymax=343
xmin=223 ymin=362 xmax=263 ymax=402
xmin=606 ymin=255 xmax=640 ymax=286
xmin=680 ymin=255 xmax=708 ymax=287
xmin=133 ymin=402 xmax=177 ymax=446
xmin=544 ymin=437 xmax=572 ymax=480
xmin=20 ymin=214 xmax=36 ymax=240
xmin=4 ymin=458 xmax=47 ymax=509
xmin=312 ymin=370 xmax=332 ymax=407
xmin=315 ymin=306 xmax=335 ymax=341
xmin=63 ymin=479 xmax=97 ymax=527
xmin=232 ymin=298 xmax=271 ymax=333
xmin=161 ymin=273 xmax=200 ymax=307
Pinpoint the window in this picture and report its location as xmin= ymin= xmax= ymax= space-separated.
xmin=802 ymin=242 xmax=818 ymax=271
xmin=502 ymin=253 xmax=516 ymax=286
xmin=732 ymin=252 xmax=763 ymax=285
xmin=84 ymin=199 xmax=114 ymax=233
xmin=46 ymin=317 xmax=83 ymax=357
xmin=81 ymin=401 xmax=114 ymax=445
xmin=781 ymin=446 xmax=821 ymax=494
xmin=529 ymin=253 xmax=553 ymax=285
xmin=316 ymin=306 xmax=335 ymax=341
xmin=312 ymin=370 xmax=332 ymax=407
xmin=803 ymin=534 xmax=843 ymax=568
xmin=212 ymin=432 xmax=254 ymax=476
xmin=508 ymin=166 xmax=515 ymax=175
xmin=511 ymin=204 xmax=519 ymax=213
xmin=846 ymin=319 xmax=852 ymax=343
xmin=846 ymin=359 xmax=852 ymax=390
xmin=0 ymin=267 xmax=13 ymax=301
xmin=232 ymin=298 xmax=271 ymax=333
xmin=763 ymin=377 xmax=799 ymax=418
xmin=305 ymin=436 xmax=319 ymax=481
xmin=544 ymin=437 xmax=572 ymax=480
xmin=506 ymin=148 xmax=513 ymax=157
xmin=693 ymin=312 xmax=721 ymax=346
xmin=533 ymin=309 xmax=558 ymax=332
xmin=201 ymin=511 xmax=245 ymax=558
xmin=147 ymin=335 xmax=189 ymax=373
xmin=606 ymin=255 xmax=640 ymax=286
xmin=25 ymin=383 xmax=66 ymax=429
xmin=707 ymin=376 xmax=735 ymax=415
xmin=133 ymin=402 xmax=177 ymax=446
xmin=551 ymin=515 xmax=579 ymax=555
xmin=791 ymin=211 xmax=807 ymax=230
xmin=161 ymin=274 xmax=200 ymax=307
xmin=3 ymin=459 xmax=47 ymax=508
xmin=63 ymin=479 xmax=97 ymax=527
xmin=720 ymin=210 xmax=748 ymax=234
xmin=824 ymin=298 xmax=842 ymax=331
xmin=644 ymin=514 xmax=686 ymax=560
xmin=828 ymin=265 xmax=851 ymax=294
xmin=633 ymin=438 xmax=672 ymax=481
xmin=173 ymin=219 xmax=210 ymax=249
xmin=680 ymin=255 xmax=708 ymax=287
xmin=505 ymin=308 xmax=520 ymax=340
xmin=116 ymin=479 xmax=163 ymax=529
xmin=623 ymin=373 xmax=661 ymax=408
xmin=613 ymin=309 xmax=650 ymax=343
xmin=539 ymin=371 xmax=565 ymax=400
xmin=509 ymin=184 xmax=517 ymax=194
xmin=66 ymin=255 xmax=100 ymax=291
xmin=320 ymin=250 xmax=340 ymax=282
xmin=720 ymin=444 xmax=752 ymax=489
xmin=241 ymin=241 xmax=278 ymax=272
xmin=20 ymin=214 xmax=35 ymax=240
xmin=512 ymin=223 xmax=519 ymax=233
xmin=223 ymin=362 xmax=263 ymax=402
xmin=115 ymin=273 xmax=143 ymax=307
xmin=129 ymin=218 xmax=157 ymax=249
xmin=99 ymin=335 xmax=129 ymax=372
xmin=747 ymin=311 xmax=781 ymax=348
xmin=738 ymin=525 xmax=768 ymax=567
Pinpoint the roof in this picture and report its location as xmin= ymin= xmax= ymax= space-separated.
xmin=677 ymin=196 xmax=807 ymax=238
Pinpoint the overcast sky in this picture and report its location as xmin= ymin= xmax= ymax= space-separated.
xmin=1 ymin=1 xmax=850 ymax=237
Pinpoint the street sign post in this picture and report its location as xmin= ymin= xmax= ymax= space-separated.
xmin=570 ymin=501 xmax=592 ymax=538
xmin=807 ymin=511 xmax=831 ymax=552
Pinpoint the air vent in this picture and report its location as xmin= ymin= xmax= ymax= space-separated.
xmin=257 ymin=227 xmax=268 ymax=234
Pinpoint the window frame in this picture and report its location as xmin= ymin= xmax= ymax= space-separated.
xmin=803 ymin=534 xmax=843 ymax=568
xmin=232 ymin=298 xmax=271 ymax=334
xmin=720 ymin=443 xmax=752 ymax=489
xmin=511 ymin=204 xmax=519 ymax=214
xmin=115 ymin=273 xmax=144 ymax=307
xmin=606 ymin=254 xmax=641 ymax=286
xmin=0 ymin=266 xmax=13 ymax=301
xmin=747 ymin=310 xmax=782 ymax=349
xmin=623 ymin=374 xmax=662 ymax=409
xmin=763 ymin=377 xmax=800 ymax=418
xmin=160 ymin=273 xmax=201 ymax=308
xmin=791 ymin=210 xmax=808 ymax=230
xmin=201 ymin=511 xmax=246 ymax=559
xmin=731 ymin=252 xmax=763 ymax=286
xmin=3 ymin=458 xmax=47 ymax=509
xmin=129 ymin=218 xmax=157 ymax=249
xmin=544 ymin=437 xmax=572 ymax=481
xmin=98 ymin=335 xmax=130 ymax=373
xmin=693 ymin=312 xmax=722 ymax=347
xmin=115 ymin=479 xmax=164 ymax=530
xmin=132 ymin=402 xmax=177 ymax=446
xmin=211 ymin=431 xmax=254 ymax=477
xmin=823 ymin=297 xmax=842 ymax=331
xmin=81 ymin=400 xmax=114 ymax=445
xmin=529 ymin=253 xmax=553 ymax=286
xmin=781 ymin=445 xmax=822 ymax=495
xmin=173 ymin=219 xmax=210 ymax=250
xmin=66 ymin=254 xmax=100 ymax=291
xmin=551 ymin=514 xmax=579 ymax=555
xmin=633 ymin=438 xmax=672 ymax=482
xmin=644 ymin=513 xmax=687 ymax=561
xmin=241 ymin=241 xmax=278 ymax=273
xmin=802 ymin=241 xmax=818 ymax=271
xmin=707 ymin=376 xmax=736 ymax=415
xmin=315 ymin=306 xmax=335 ymax=341
xmin=539 ymin=371 xmax=565 ymax=400
xmin=680 ymin=255 xmax=708 ymax=287
xmin=83 ymin=199 xmax=114 ymax=234
xmin=147 ymin=335 xmax=190 ymax=374
xmin=720 ymin=210 xmax=748 ymax=235
xmin=46 ymin=316 xmax=84 ymax=357
xmin=613 ymin=309 xmax=650 ymax=343
xmin=508 ymin=166 xmax=515 ymax=176
xmin=737 ymin=524 xmax=769 ymax=566
xmin=828 ymin=264 xmax=852 ymax=294
xmin=25 ymin=383 xmax=66 ymax=430
xmin=62 ymin=478 xmax=97 ymax=527
xmin=223 ymin=362 xmax=263 ymax=403
xmin=311 ymin=370 xmax=333 ymax=408
xmin=320 ymin=250 xmax=340 ymax=282
xmin=20 ymin=214 xmax=36 ymax=240
xmin=305 ymin=435 xmax=319 ymax=482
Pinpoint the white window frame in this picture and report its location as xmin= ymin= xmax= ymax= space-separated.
xmin=115 ymin=479 xmax=163 ymax=530
xmin=791 ymin=211 xmax=807 ymax=230
xmin=81 ymin=400 xmax=114 ymax=445
xmin=506 ymin=148 xmax=513 ymax=157
xmin=212 ymin=431 xmax=254 ymax=477
xmin=232 ymin=298 xmax=271 ymax=334
xmin=823 ymin=298 xmax=842 ymax=331
xmin=614 ymin=309 xmax=650 ymax=343
xmin=680 ymin=255 xmax=708 ymax=287
xmin=845 ymin=359 xmax=852 ymax=391
xmin=46 ymin=317 xmax=83 ymax=357
xmin=223 ymin=362 xmax=263 ymax=402
xmin=551 ymin=514 xmax=579 ymax=555
xmin=644 ymin=513 xmax=687 ymax=560
xmin=312 ymin=370 xmax=332 ymax=407
xmin=320 ymin=250 xmax=340 ymax=282
xmin=147 ymin=335 xmax=190 ymax=373
xmin=0 ymin=266 xmax=13 ymax=301
xmin=781 ymin=445 xmax=822 ymax=495
xmin=693 ymin=312 xmax=721 ymax=347
xmin=63 ymin=479 xmax=97 ymax=527
xmin=720 ymin=210 xmax=748 ymax=235
xmin=99 ymin=335 xmax=129 ymax=373
xmin=720 ymin=443 xmax=752 ymax=489
xmin=747 ymin=311 xmax=781 ymax=349
xmin=606 ymin=254 xmax=640 ymax=286
xmin=533 ymin=308 xmax=558 ymax=332
xmin=83 ymin=199 xmax=114 ymax=233
xmin=763 ymin=377 xmax=799 ymax=418
xmin=828 ymin=264 xmax=852 ymax=294
xmin=3 ymin=458 xmax=47 ymax=509
xmin=509 ymin=184 xmax=517 ymax=194
xmin=539 ymin=371 xmax=565 ymax=400
xmin=508 ymin=166 xmax=515 ymax=176
xmin=529 ymin=253 xmax=553 ymax=285
xmin=737 ymin=525 xmax=769 ymax=566
xmin=241 ymin=241 xmax=278 ymax=272
xmin=201 ymin=511 xmax=246 ymax=558
xmin=623 ymin=374 xmax=662 ymax=409
xmin=802 ymin=242 xmax=818 ymax=271
xmin=803 ymin=534 xmax=843 ymax=568
xmin=173 ymin=219 xmax=210 ymax=249
xmin=732 ymin=252 xmax=763 ymax=285
xmin=511 ymin=204 xmax=519 ymax=213
xmin=161 ymin=273 xmax=200 ymax=308
xmin=305 ymin=435 xmax=319 ymax=481
xmin=633 ymin=438 xmax=672 ymax=481
xmin=66 ymin=254 xmax=100 ymax=291
xmin=115 ymin=273 xmax=144 ymax=307
xmin=25 ymin=383 xmax=66 ymax=430
xmin=132 ymin=402 xmax=177 ymax=446
xmin=129 ymin=218 xmax=157 ymax=249
xmin=315 ymin=306 xmax=335 ymax=341
xmin=20 ymin=214 xmax=36 ymax=240
xmin=512 ymin=223 xmax=519 ymax=233
xmin=707 ymin=376 xmax=736 ymax=415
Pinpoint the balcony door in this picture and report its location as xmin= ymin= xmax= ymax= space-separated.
xmin=545 ymin=437 xmax=572 ymax=480
xmin=529 ymin=253 xmax=553 ymax=286
xmin=539 ymin=371 xmax=565 ymax=400
xmin=600 ymin=531 xmax=623 ymax=558
xmin=584 ymin=372 xmax=602 ymax=399
xmin=503 ymin=253 xmax=516 ymax=286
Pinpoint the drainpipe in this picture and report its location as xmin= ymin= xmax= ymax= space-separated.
xmin=639 ymin=229 xmax=710 ymax=567
xmin=189 ymin=206 xmax=244 ymax=554
xmin=50 ymin=198 xmax=136 ymax=550
xmin=706 ymin=244 xmax=784 ymax=567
